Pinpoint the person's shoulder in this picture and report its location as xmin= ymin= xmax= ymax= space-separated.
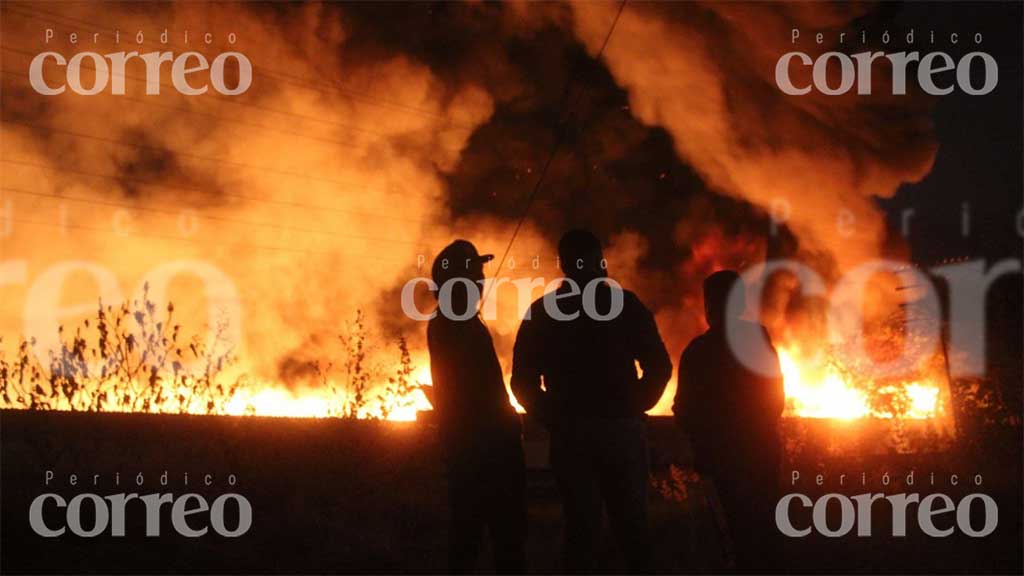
xmin=527 ymin=294 xmax=547 ymax=311
xmin=511 ymin=298 xmax=549 ymax=338
xmin=620 ymin=287 xmax=639 ymax=303
xmin=619 ymin=288 xmax=651 ymax=313
xmin=686 ymin=331 xmax=712 ymax=347
xmin=427 ymin=314 xmax=455 ymax=340
xmin=427 ymin=313 xmax=444 ymax=329
xmin=681 ymin=331 xmax=711 ymax=358
xmin=524 ymin=294 xmax=552 ymax=320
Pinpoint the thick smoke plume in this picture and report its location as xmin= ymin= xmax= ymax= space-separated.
xmin=570 ymin=2 xmax=937 ymax=269
xmin=1 ymin=2 xmax=938 ymax=411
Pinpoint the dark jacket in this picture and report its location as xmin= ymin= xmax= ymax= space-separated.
xmin=428 ymin=314 xmax=521 ymax=454
xmin=673 ymin=320 xmax=785 ymax=475
xmin=510 ymin=283 xmax=672 ymax=425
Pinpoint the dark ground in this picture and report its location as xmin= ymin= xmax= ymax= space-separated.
xmin=0 ymin=409 xmax=1020 ymax=574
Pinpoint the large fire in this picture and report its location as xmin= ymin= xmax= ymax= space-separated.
xmin=0 ymin=3 xmax=954 ymax=427
xmin=207 ymin=351 xmax=946 ymax=422
xmin=778 ymin=345 xmax=942 ymax=420
xmin=210 ymin=344 xmax=945 ymax=421
xmin=0 ymin=336 xmax=947 ymax=422
xmin=220 ymin=365 xmax=435 ymax=421
xmin=0 ymin=354 xmax=435 ymax=422
xmin=0 ymin=279 xmax=950 ymax=423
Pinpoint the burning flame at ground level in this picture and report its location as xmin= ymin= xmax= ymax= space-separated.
xmin=2 ymin=351 xmax=942 ymax=422
xmin=217 ymin=365 xmax=437 ymax=421
xmin=217 ymin=347 xmax=943 ymax=422
xmin=221 ymin=378 xmax=432 ymax=422
xmin=777 ymin=347 xmax=942 ymax=420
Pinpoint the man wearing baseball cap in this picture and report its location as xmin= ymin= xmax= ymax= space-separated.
xmin=427 ymin=239 xmax=526 ymax=573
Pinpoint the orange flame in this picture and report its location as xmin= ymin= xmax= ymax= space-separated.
xmin=779 ymin=345 xmax=942 ymax=420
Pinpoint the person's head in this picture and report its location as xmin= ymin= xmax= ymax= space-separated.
xmin=558 ymin=229 xmax=605 ymax=284
xmin=431 ymin=240 xmax=493 ymax=311
xmin=703 ymin=270 xmax=745 ymax=328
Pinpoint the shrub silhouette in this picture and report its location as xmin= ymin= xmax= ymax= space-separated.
xmin=1 ymin=292 xmax=427 ymax=419
xmin=1 ymin=283 xmax=237 ymax=414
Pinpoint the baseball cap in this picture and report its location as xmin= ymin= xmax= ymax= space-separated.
xmin=431 ymin=240 xmax=494 ymax=287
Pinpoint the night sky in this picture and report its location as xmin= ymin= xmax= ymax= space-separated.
xmin=880 ymin=1 xmax=1022 ymax=264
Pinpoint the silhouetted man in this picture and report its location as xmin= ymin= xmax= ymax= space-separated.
xmin=511 ymin=229 xmax=672 ymax=573
xmin=427 ymin=240 xmax=526 ymax=574
xmin=673 ymin=270 xmax=785 ymax=572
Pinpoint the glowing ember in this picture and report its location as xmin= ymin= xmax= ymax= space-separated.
xmin=778 ymin=346 xmax=942 ymax=420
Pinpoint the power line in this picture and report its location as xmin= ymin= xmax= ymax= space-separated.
xmin=2 ymin=42 xmax=471 ymax=202
xmin=0 ymin=43 xmax=435 ymax=143
xmin=1 ymin=186 xmax=433 ymax=247
xmin=1 ymin=68 xmax=467 ymax=223
xmin=3 ymin=5 xmax=476 ymax=130
xmin=0 ymin=8 xmax=497 ymax=240
xmin=3 ymin=216 xmax=413 ymax=262
xmin=1 ymin=157 xmax=443 ymax=227
xmin=483 ymin=0 xmax=627 ymax=304
xmin=0 ymin=63 xmax=375 ymax=151
xmin=0 ymin=116 xmax=416 ymax=199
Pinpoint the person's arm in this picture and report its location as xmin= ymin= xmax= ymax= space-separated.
xmin=631 ymin=296 xmax=673 ymax=412
xmin=672 ymin=348 xmax=689 ymax=430
xmin=510 ymin=309 xmax=548 ymax=424
xmin=674 ymin=342 xmax=712 ymax=473
xmin=426 ymin=321 xmax=456 ymax=419
xmin=761 ymin=325 xmax=786 ymax=418
xmin=671 ymin=344 xmax=696 ymax=430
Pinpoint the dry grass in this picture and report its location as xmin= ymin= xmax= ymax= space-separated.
xmin=0 ymin=288 xmax=423 ymax=419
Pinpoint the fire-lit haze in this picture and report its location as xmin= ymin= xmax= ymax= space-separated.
xmin=1 ymin=2 xmax=952 ymax=422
